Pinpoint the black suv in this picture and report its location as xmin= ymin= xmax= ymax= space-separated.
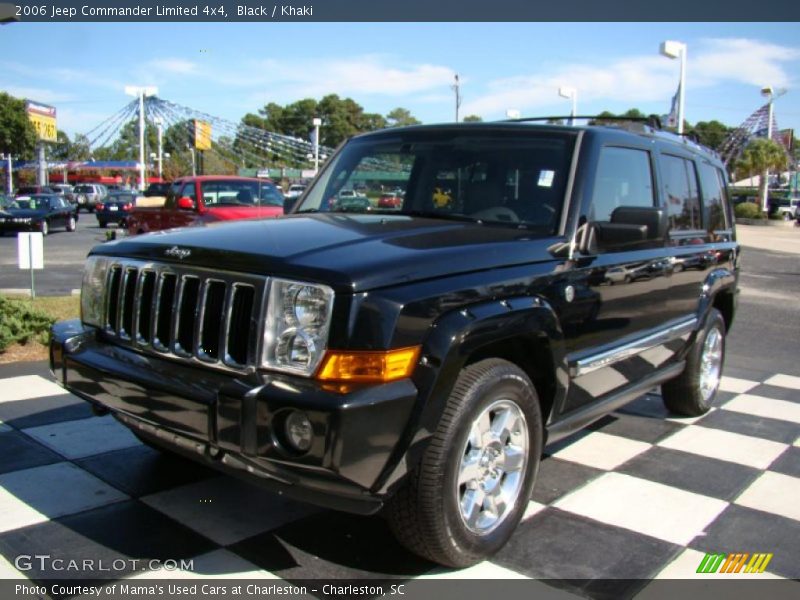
xmin=51 ymin=121 xmax=738 ymax=567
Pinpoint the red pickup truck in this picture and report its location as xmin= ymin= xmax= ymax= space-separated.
xmin=127 ymin=176 xmax=284 ymax=235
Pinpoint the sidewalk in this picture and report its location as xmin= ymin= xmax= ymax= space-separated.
xmin=736 ymin=222 xmax=800 ymax=255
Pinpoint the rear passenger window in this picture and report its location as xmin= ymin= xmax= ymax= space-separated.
xmin=590 ymin=147 xmax=655 ymax=222
xmin=662 ymin=155 xmax=701 ymax=231
xmin=698 ymin=163 xmax=729 ymax=232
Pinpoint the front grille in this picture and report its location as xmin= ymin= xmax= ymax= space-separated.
xmin=102 ymin=260 xmax=266 ymax=371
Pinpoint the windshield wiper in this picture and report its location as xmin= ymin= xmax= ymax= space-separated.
xmin=405 ymin=210 xmax=478 ymax=223
xmin=294 ymin=208 xmax=320 ymax=214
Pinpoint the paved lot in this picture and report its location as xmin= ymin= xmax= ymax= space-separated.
xmin=0 ymin=361 xmax=797 ymax=596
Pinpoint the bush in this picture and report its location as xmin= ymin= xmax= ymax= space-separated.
xmin=734 ymin=202 xmax=764 ymax=220
xmin=0 ymin=295 xmax=55 ymax=351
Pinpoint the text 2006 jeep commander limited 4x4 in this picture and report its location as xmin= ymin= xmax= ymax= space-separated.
xmin=51 ymin=119 xmax=738 ymax=567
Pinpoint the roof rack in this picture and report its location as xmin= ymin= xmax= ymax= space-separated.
xmin=502 ymin=115 xmax=664 ymax=130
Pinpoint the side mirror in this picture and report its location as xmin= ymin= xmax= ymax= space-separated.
xmin=579 ymin=206 xmax=666 ymax=254
xmin=177 ymin=197 xmax=196 ymax=210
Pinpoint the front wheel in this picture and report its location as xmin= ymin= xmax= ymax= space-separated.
xmin=387 ymin=358 xmax=542 ymax=567
xmin=39 ymin=220 xmax=49 ymax=236
xmin=662 ymin=308 xmax=726 ymax=416
xmin=66 ymin=215 xmax=76 ymax=232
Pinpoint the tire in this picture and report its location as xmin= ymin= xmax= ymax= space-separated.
xmin=66 ymin=215 xmax=76 ymax=232
xmin=386 ymin=358 xmax=542 ymax=567
xmin=662 ymin=308 xmax=726 ymax=416
xmin=39 ymin=220 xmax=49 ymax=236
xmin=98 ymin=220 xmax=107 ymax=228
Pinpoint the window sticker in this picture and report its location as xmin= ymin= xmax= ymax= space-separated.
xmin=538 ymin=170 xmax=555 ymax=188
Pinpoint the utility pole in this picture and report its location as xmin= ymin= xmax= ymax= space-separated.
xmin=452 ymin=74 xmax=462 ymax=122
xmin=124 ymin=86 xmax=158 ymax=191
xmin=2 ymin=153 xmax=12 ymax=194
xmin=312 ymin=117 xmax=321 ymax=174
xmin=155 ymin=117 xmax=164 ymax=179
xmin=760 ymin=86 xmax=787 ymax=212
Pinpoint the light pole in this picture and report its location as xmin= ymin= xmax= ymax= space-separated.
xmin=154 ymin=116 xmax=164 ymax=180
xmin=660 ymin=40 xmax=687 ymax=134
xmin=312 ymin=117 xmax=322 ymax=174
xmin=124 ymin=85 xmax=158 ymax=191
xmin=1 ymin=153 xmax=12 ymax=195
xmin=451 ymin=74 xmax=462 ymax=122
xmin=558 ymin=87 xmax=577 ymax=126
xmin=759 ymin=86 xmax=787 ymax=212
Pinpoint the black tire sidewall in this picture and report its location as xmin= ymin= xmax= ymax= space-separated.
xmin=436 ymin=364 xmax=542 ymax=562
xmin=687 ymin=309 xmax=726 ymax=411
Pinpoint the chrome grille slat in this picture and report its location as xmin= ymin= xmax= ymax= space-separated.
xmin=101 ymin=259 xmax=266 ymax=373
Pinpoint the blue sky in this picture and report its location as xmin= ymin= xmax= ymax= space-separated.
xmin=1 ymin=22 xmax=798 ymax=139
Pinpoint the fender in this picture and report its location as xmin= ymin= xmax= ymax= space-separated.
xmin=697 ymin=266 xmax=738 ymax=322
xmin=373 ymin=295 xmax=567 ymax=495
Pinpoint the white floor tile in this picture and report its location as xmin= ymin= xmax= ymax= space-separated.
xmin=652 ymin=548 xmax=782 ymax=580
xmin=521 ymin=500 xmax=547 ymax=521
xmin=723 ymin=394 xmax=800 ymax=425
xmin=0 ymin=462 xmax=128 ymax=533
xmin=554 ymin=472 xmax=728 ymax=546
xmin=22 ymin=415 xmax=140 ymax=459
xmin=422 ymin=562 xmax=531 ymax=579
xmin=719 ymin=376 xmax=760 ymax=394
xmin=130 ymin=549 xmax=280 ymax=580
xmin=735 ymin=471 xmax=800 ymax=521
xmin=142 ymin=477 xmax=317 ymax=546
xmin=552 ymin=431 xmax=651 ymax=470
xmin=764 ymin=374 xmax=800 ymax=391
xmin=0 ymin=375 xmax=71 ymax=403
xmin=0 ymin=388 xmax=83 ymax=424
xmin=658 ymin=426 xmax=788 ymax=470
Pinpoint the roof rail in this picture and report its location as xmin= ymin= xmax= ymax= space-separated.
xmin=502 ymin=115 xmax=664 ymax=130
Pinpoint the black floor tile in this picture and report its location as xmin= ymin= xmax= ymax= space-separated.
xmin=589 ymin=412 xmax=683 ymax=444
xmin=689 ymin=504 xmax=800 ymax=579
xmin=721 ymin=366 xmax=770 ymax=384
xmin=532 ymin=456 xmax=604 ymax=505
xmin=695 ymin=409 xmax=799 ymax=444
xmin=745 ymin=384 xmax=800 ymax=403
xmin=230 ymin=511 xmax=434 ymax=579
xmin=0 ymin=430 xmax=62 ymax=474
xmin=55 ymin=499 xmax=218 ymax=563
xmin=617 ymin=446 xmax=760 ymax=501
xmin=0 ymin=360 xmax=50 ymax=379
xmin=0 ymin=397 xmax=93 ymax=429
xmin=767 ymin=447 xmax=800 ymax=478
xmin=493 ymin=508 xmax=681 ymax=599
xmin=76 ymin=445 xmax=216 ymax=498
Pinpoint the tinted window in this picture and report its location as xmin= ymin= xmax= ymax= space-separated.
xmin=698 ymin=162 xmax=729 ymax=231
xmin=590 ymin=147 xmax=655 ymax=222
xmin=180 ymin=182 xmax=196 ymax=200
xmin=662 ymin=154 xmax=701 ymax=231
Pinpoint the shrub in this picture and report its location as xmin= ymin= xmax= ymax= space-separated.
xmin=734 ymin=202 xmax=763 ymax=220
xmin=0 ymin=295 xmax=55 ymax=351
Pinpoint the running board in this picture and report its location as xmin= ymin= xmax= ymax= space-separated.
xmin=545 ymin=361 xmax=685 ymax=445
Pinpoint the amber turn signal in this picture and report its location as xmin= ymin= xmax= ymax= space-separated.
xmin=316 ymin=346 xmax=421 ymax=383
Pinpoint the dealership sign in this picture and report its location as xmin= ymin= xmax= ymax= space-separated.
xmin=26 ymin=100 xmax=57 ymax=142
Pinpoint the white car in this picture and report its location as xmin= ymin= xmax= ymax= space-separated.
xmin=285 ymin=184 xmax=307 ymax=200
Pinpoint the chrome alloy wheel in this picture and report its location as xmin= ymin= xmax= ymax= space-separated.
xmin=457 ymin=399 xmax=528 ymax=534
xmin=699 ymin=327 xmax=723 ymax=402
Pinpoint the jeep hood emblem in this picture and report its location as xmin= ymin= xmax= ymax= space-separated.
xmin=165 ymin=246 xmax=191 ymax=260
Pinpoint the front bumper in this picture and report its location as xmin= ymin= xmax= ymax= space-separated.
xmin=0 ymin=221 xmax=38 ymax=232
xmin=50 ymin=320 xmax=418 ymax=514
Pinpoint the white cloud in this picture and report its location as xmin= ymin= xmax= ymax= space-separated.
xmin=147 ymin=58 xmax=199 ymax=75
xmin=462 ymin=37 xmax=799 ymax=120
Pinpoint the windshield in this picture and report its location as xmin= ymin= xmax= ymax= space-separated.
xmin=12 ymin=196 xmax=51 ymax=210
xmin=295 ymin=129 xmax=576 ymax=233
xmin=200 ymin=180 xmax=284 ymax=207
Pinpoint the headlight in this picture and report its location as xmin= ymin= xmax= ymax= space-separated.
xmin=262 ymin=279 xmax=334 ymax=376
xmin=80 ymin=256 xmax=110 ymax=328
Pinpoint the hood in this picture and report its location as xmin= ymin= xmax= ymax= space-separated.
xmin=92 ymin=214 xmax=561 ymax=292
xmin=2 ymin=209 xmax=46 ymax=218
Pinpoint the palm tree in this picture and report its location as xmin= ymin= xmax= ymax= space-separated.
xmin=736 ymin=139 xmax=789 ymax=213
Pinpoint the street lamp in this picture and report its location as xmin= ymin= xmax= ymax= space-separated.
xmin=659 ymin=40 xmax=687 ymax=134
xmin=312 ymin=117 xmax=322 ymax=174
xmin=759 ymin=86 xmax=787 ymax=212
xmin=558 ymin=87 xmax=577 ymax=126
xmin=124 ymin=85 xmax=158 ymax=191
xmin=154 ymin=116 xmax=164 ymax=180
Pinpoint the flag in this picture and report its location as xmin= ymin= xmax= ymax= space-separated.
xmin=665 ymin=82 xmax=680 ymax=129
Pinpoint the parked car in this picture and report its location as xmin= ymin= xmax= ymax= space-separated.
xmin=95 ymin=191 xmax=138 ymax=228
xmin=127 ymin=176 xmax=284 ymax=235
xmin=49 ymin=183 xmax=76 ymax=204
xmin=73 ymin=184 xmax=107 ymax=212
xmin=285 ymin=184 xmax=307 ymax=200
xmin=377 ymin=193 xmax=403 ymax=209
xmin=0 ymin=193 xmax=77 ymax=236
xmin=51 ymin=120 xmax=738 ymax=568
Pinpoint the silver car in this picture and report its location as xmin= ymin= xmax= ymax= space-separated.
xmin=72 ymin=184 xmax=107 ymax=212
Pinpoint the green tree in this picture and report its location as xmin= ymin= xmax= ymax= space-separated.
xmin=690 ymin=120 xmax=729 ymax=151
xmin=463 ymin=115 xmax=483 ymax=122
xmin=736 ymin=138 xmax=789 ymax=212
xmin=386 ymin=107 xmax=421 ymax=128
xmin=0 ymin=92 xmax=37 ymax=159
xmin=50 ymin=132 xmax=91 ymax=161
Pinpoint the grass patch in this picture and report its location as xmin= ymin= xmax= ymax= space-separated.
xmin=0 ymin=294 xmax=80 ymax=363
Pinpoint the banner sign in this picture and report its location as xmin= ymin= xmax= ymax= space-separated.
xmin=26 ymin=100 xmax=57 ymax=142
xmin=194 ymin=120 xmax=212 ymax=150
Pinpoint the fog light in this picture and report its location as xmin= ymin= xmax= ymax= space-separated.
xmin=284 ymin=410 xmax=312 ymax=452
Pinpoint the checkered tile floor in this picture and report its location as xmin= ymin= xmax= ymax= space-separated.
xmin=0 ymin=362 xmax=798 ymax=598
